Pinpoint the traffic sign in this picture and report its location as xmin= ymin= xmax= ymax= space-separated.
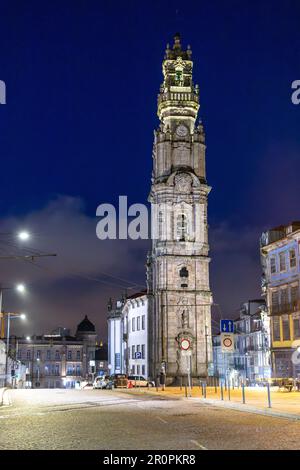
xmin=221 ymin=333 xmax=234 ymax=353
xmin=134 ymin=352 xmax=142 ymax=359
xmin=220 ymin=319 xmax=234 ymax=333
xmin=180 ymin=338 xmax=190 ymax=351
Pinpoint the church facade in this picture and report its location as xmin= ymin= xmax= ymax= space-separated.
xmin=147 ymin=34 xmax=213 ymax=383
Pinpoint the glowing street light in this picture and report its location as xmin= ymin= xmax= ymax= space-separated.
xmin=16 ymin=284 xmax=26 ymax=293
xmin=18 ymin=231 xmax=30 ymax=241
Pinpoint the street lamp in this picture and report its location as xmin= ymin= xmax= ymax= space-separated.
xmin=18 ymin=231 xmax=30 ymax=241
xmin=0 ymin=283 xmax=27 ymax=339
xmin=5 ymin=312 xmax=27 ymax=386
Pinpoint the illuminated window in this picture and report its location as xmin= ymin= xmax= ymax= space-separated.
xmin=282 ymin=315 xmax=290 ymax=341
xmin=273 ymin=317 xmax=280 ymax=341
xmin=293 ymin=318 xmax=300 ymax=339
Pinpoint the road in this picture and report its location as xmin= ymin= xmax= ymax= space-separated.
xmin=0 ymin=388 xmax=300 ymax=450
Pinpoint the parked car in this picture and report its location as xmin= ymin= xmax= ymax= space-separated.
xmin=127 ymin=375 xmax=155 ymax=387
xmin=93 ymin=376 xmax=110 ymax=389
xmin=109 ymin=374 xmax=128 ymax=388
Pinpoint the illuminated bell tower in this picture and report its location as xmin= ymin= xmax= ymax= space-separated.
xmin=147 ymin=34 xmax=212 ymax=383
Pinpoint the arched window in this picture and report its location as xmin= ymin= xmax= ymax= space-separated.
xmin=180 ymin=266 xmax=189 ymax=288
xmin=177 ymin=214 xmax=188 ymax=241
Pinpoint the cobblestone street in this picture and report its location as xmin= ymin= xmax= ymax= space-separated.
xmin=1 ymin=389 xmax=300 ymax=450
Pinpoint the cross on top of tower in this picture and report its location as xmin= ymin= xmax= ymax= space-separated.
xmin=165 ymin=33 xmax=192 ymax=60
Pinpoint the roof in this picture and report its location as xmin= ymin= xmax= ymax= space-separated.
xmin=76 ymin=315 xmax=95 ymax=332
xmin=126 ymin=289 xmax=147 ymax=300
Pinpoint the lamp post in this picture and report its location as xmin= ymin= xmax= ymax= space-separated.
xmin=5 ymin=312 xmax=26 ymax=386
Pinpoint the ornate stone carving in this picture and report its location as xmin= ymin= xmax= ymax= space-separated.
xmin=175 ymin=173 xmax=192 ymax=193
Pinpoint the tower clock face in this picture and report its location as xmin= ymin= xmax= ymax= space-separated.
xmin=176 ymin=124 xmax=188 ymax=137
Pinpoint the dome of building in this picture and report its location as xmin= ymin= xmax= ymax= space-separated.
xmin=76 ymin=315 xmax=95 ymax=332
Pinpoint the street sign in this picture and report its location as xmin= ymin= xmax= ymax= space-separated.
xmin=221 ymin=333 xmax=234 ymax=353
xmin=220 ymin=319 xmax=234 ymax=333
xmin=134 ymin=352 xmax=142 ymax=359
xmin=180 ymin=338 xmax=190 ymax=351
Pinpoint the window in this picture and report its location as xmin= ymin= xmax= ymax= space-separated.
xmin=282 ymin=315 xmax=290 ymax=341
xmin=137 ymin=316 xmax=140 ymax=331
xmin=131 ymin=345 xmax=135 ymax=358
xmin=177 ymin=214 xmax=188 ymax=241
xmin=132 ymin=317 xmax=136 ymax=332
xmin=293 ymin=318 xmax=300 ymax=339
xmin=281 ymin=288 xmax=288 ymax=310
xmin=132 ymin=365 xmax=135 ymax=374
xmin=137 ymin=345 xmax=140 ymax=353
xmin=142 ymin=365 xmax=145 ymax=376
xmin=76 ymin=365 xmax=81 ymax=376
xmin=76 ymin=350 xmax=81 ymax=361
xmin=291 ymin=285 xmax=298 ymax=309
xmin=273 ymin=317 xmax=281 ymax=341
xmin=47 ymin=350 xmax=51 ymax=360
xmin=26 ymin=350 xmax=31 ymax=360
xmin=55 ymin=350 xmax=60 ymax=360
xmin=67 ymin=365 xmax=73 ymax=375
xmin=279 ymin=252 xmax=286 ymax=272
xmin=137 ymin=365 xmax=140 ymax=375
xmin=272 ymin=291 xmax=279 ymax=315
xmin=67 ymin=350 xmax=72 ymax=361
xmin=290 ymin=249 xmax=297 ymax=269
xmin=180 ymin=266 xmax=189 ymax=287
xmin=270 ymin=257 xmax=277 ymax=274
xmin=36 ymin=350 xmax=41 ymax=359
xmin=141 ymin=344 xmax=145 ymax=359
xmin=142 ymin=315 xmax=145 ymax=330
xmin=55 ymin=364 xmax=60 ymax=376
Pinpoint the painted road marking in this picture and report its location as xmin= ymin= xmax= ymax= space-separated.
xmin=157 ymin=416 xmax=168 ymax=424
xmin=190 ymin=439 xmax=207 ymax=450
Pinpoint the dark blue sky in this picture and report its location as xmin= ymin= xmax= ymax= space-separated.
xmin=0 ymin=1 xmax=299 ymax=335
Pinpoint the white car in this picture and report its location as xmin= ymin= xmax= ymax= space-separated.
xmin=127 ymin=375 xmax=155 ymax=387
xmin=93 ymin=376 xmax=109 ymax=389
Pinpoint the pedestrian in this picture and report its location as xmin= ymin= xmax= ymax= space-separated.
xmin=160 ymin=371 xmax=166 ymax=391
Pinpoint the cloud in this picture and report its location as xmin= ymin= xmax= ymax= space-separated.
xmin=0 ymin=196 xmax=149 ymax=338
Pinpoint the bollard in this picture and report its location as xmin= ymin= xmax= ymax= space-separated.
xmin=224 ymin=379 xmax=227 ymax=391
xmin=185 ymin=384 xmax=188 ymax=398
xmin=204 ymin=382 xmax=207 ymax=399
xmin=228 ymin=383 xmax=231 ymax=401
xmin=201 ymin=382 xmax=204 ymax=396
xmin=242 ymin=383 xmax=245 ymax=404
xmin=214 ymin=377 xmax=217 ymax=394
xmin=180 ymin=376 xmax=182 ymax=391
xmin=220 ymin=384 xmax=224 ymax=400
xmin=156 ymin=378 xmax=159 ymax=392
xmin=267 ymin=383 xmax=272 ymax=408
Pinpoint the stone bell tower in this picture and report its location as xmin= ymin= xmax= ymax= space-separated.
xmin=147 ymin=34 xmax=212 ymax=383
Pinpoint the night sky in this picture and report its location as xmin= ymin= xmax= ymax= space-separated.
xmin=0 ymin=0 xmax=299 ymax=338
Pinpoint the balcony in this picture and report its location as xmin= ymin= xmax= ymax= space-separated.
xmin=270 ymin=300 xmax=300 ymax=316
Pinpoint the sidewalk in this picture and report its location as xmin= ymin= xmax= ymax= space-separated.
xmin=125 ymin=385 xmax=300 ymax=420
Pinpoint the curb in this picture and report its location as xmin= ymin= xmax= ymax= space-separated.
xmin=192 ymin=397 xmax=300 ymax=421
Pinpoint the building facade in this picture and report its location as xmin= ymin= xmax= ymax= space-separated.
xmin=261 ymin=222 xmax=300 ymax=379
xmin=147 ymin=34 xmax=212 ymax=382
xmin=14 ymin=316 xmax=97 ymax=388
xmin=213 ymin=299 xmax=271 ymax=385
xmin=107 ymin=292 xmax=149 ymax=378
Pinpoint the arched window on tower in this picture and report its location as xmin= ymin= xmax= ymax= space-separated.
xmin=177 ymin=214 xmax=188 ymax=241
xmin=179 ymin=266 xmax=189 ymax=288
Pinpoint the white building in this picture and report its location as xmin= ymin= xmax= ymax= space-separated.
xmin=122 ymin=292 xmax=148 ymax=377
xmin=107 ymin=291 xmax=149 ymax=378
